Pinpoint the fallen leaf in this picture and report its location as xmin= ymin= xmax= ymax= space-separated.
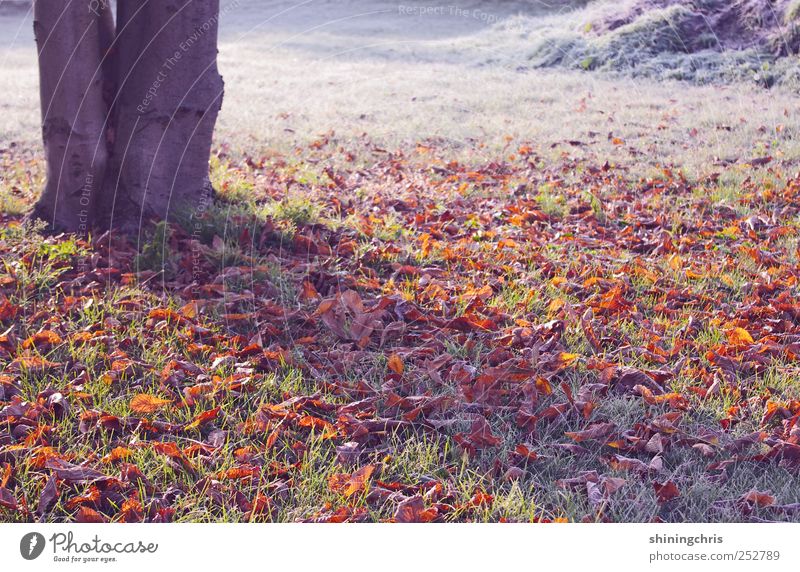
xmin=130 ymin=394 xmax=172 ymax=415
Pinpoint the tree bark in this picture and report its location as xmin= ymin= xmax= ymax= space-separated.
xmin=31 ymin=0 xmax=111 ymax=233
xmin=31 ymin=0 xmax=224 ymax=234
xmin=96 ymin=0 xmax=224 ymax=231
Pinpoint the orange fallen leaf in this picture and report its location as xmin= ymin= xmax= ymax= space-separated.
xmin=22 ymin=330 xmax=62 ymax=349
xmin=328 ymin=464 xmax=375 ymax=497
xmin=101 ymin=446 xmax=133 ymax=464
xmin=130 ymin=394 xmax=171 ymax=415
xmin=387 ymin=353 xmax=404 ymax=374
xmin=727 ymin=326 xmax=755 ymax=346
xmin=740 ymin=490 xmax=775 ymax=507
xmin=185 ymin=407 xmax=220 ymax=430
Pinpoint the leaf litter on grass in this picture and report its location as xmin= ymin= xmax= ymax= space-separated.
xmin=1 ymin=136 xmax=800 ymax=522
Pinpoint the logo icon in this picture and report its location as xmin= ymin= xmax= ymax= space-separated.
xmin=20 ymin=532 xmax=46 ymax=560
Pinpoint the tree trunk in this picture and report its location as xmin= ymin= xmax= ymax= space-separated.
xmin=31 ymin=0 xmax=111 ymax=233
xmin=31 ymin=0 xmax=224 ymax=234
xmin=96 ymin=0 xmax=224 ymax=231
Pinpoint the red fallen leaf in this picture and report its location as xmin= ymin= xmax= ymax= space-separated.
xmin=311 ymin=506 xmax=368 ymax=523
xmin=745 ymin=156 xmax=772 ymax=167
xmin=119 ymin=497 xmax=144 ymax=522
xmin=469 ymin=489 xmax=494 ymax=508
xmin=247 ymin=494 xmax=273 ymax=518
xmin=565 ymin=422 xmax=616 ymax=443
xmin=765 ymin=442 xmax=800 ymax=468
xmin=75 ymin=506 xmax=107 ymax=523
xmin=98 ymin=414 xmax=124 ymax=433
xmin=514 ymin=443 xmax=538 ymax=461
xmin=454 ymin=415 xmax=502 ymax=453
xmin=119 ymin=464 xmax=150 ymax=488
xmin=44 ymin=459 xmax=110 ymax=484
xmin=0 ymin=297 xmax=20 ymax=320
xmin=328 ymin=464 xmax=375 ymax=497
xmin=37 ymin=474 xmax=59 ymax=516
xmin=645 ymin=433 xmax=665 ymax=454
xmin=653 ymin=480 xmax=680 ymax=503
xmin=185 ymin=407 xmax=220 ymax=430
xmin=65 ymin=488 xmax=100 ymax=511
xmin=151 ymin=441 xmax=195 ymax=471
xmin=0 ymin=486 xmax=18 ymax=510
xmin=152 ymin=441 xmax=183 ymax=458
xmin=739 ymin=490 xmax=775 ymax=507
xmin=393 ymin=495 xmax=437 ymax=523
xmin=538 ymin=402 xmax=571 ymax=421
xmin=22 ymin=330 xmax=62 ymax=350
xmin=611 ymin=367 xmax=665 ymax=395
xmin=637 ymin=386 xmax=689 ymax=410
xmin=447 ymin=315 xmax=497 ymax=333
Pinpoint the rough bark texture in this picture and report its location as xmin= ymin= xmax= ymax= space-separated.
xmin=97 ymin=0 xmax=224 ymax=231
xmin=32 ymin=0 xmax=224 ymax=234
xmin=32 ymin=0 xmax=110 ymax=233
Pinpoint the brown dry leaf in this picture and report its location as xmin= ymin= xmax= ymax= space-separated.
xmin=565 ymin=422 xmax=616 ymax=443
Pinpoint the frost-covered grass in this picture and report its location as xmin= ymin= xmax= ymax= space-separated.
xmin=1 ymin=1 xmax=799 ymax=179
